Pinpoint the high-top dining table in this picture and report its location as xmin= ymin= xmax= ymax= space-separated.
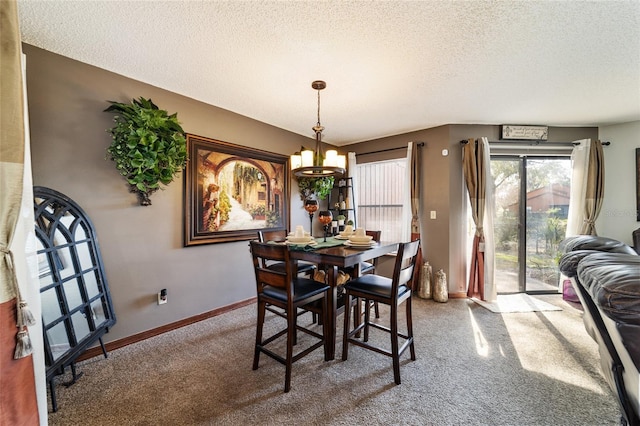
xmin=288 ymin=237 xmax=399 ymax=360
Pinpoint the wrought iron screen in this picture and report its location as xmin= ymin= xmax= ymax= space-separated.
xmin=34 ymin=186 xmax=116 ymax=411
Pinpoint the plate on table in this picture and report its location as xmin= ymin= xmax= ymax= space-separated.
xmin=349 ymin=236 xmax=373 ymax=243
xmin=344 ymin=240 xmax=376 ymax=248
xmin=335 ymin=234 xmax=352 ymax=240
xmin=286 ymin=239 xmax=317 ymax=246
xmin=288 ymin=232 xmax=311 ymax=238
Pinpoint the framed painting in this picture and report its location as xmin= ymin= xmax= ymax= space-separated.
xmin=184 ymin=134 xmax=289 ymax=246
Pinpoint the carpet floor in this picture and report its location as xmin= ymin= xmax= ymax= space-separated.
xmin=47 ymin=295 xmax=621 ymax=425
xmin=472 ymin=294 xmax=563 ymax=313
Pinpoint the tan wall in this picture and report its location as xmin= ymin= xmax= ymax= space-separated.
xmin=24 ymin=42 xmax=607 ymax=344
xmin=24 ymin=44 xmax=315 ymax=343
xmin=347 ymin=124 xmax=598 ymax=294
xmin=598 ymin=121 xmax=640 ymax=244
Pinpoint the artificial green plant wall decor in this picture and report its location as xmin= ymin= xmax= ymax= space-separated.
xmin=105 ymin=97 xmax=187 ymax=206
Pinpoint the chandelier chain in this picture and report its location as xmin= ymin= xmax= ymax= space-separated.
xmin=317 ymin=89 xmax=321 ymax=127
xmin=290 ymin=80 xmax=344 ymax=178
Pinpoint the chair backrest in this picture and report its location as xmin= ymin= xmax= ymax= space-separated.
xmin=258 ymin=229 xmax=287 ymax=243
xmin=366 ymin=230 xmax=382 ymax=267
xmin=365 ymin=230 xmax=381 ymax=242
xmin=250 ymin=240 xmax=292 ymax=295
xmin=256 ymin=230 xmax=289 ymax=269
xmin=391 ymin=240 xmax=421 ymax=293
xmin=633 ymin=228 xmax=640 ymax=254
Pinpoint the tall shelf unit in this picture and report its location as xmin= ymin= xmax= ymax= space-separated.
xmin=327 ymin=177 xmax=356 ymax=231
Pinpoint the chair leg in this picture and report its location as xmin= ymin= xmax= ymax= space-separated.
xmin=349 ymin=297 xmax=358 ymax=338
xmin=364 ymin=298 xmax=371 ymax=342
xmin=374 ymin=301 xmax=380 ymax=318
xmin=322 ymin=292 xmax=330 ymax=361
xmin=293 ymin=311 xmax=298 ymax=346
xmin=390 ymin=303 xmax=401 ymax=385
xmin=406 ymin=295 xmax=416 ymax=361
xmin=285 ymin=307 xmax=296 ymax=393
xmin=342 ymin=293 xmax=352 ymax=361
xmin=253 ymin=300 xmax=266 ymax=370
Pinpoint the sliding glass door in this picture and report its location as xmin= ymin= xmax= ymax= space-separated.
xmin=491 ymin=156 xmax=571 ymax=294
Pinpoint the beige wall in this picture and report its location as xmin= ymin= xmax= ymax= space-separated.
xmin=25 ymin=43 xmax=633 ymax=346
xmin=598 ymin=121 xmax=640 ymax=244
xmin=346 ymin=124 xmax=599 ymax=294
xmin=24 ymin=44 xmax=315 ymax=343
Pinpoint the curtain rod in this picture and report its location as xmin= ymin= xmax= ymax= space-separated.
xmin=356 ymin=142 xmax=424 ymax=156
xmin=459 ymin=140 xmax=611 ymax=146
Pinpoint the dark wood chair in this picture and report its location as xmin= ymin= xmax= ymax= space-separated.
xmin=258 ymin=230 xmax=318 ymax=325
xmin=341 ymin=230 xmax=382 ymax=318
xmin=342 ymin=239 xmax=420 ymax=385
xmin=633 ymin=227 xmax=640 ymax=254
xmin=360 ymin=230 xmax=382 ymax=275
xmin=258 ymin=230 xmax=316 ymax=277
xmin=250 ymin=241 xmax=329 ymax=392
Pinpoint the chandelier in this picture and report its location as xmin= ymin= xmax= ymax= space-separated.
xmin=290 ymin=80 xmax=346 ymax=177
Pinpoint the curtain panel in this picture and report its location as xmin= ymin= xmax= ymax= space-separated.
xmin=463 ymin=138 xmax=495 ymax=301
xmin=1 ymin=1 xmax=40 ymax=424
xmin=401 ymin=144 xmax=413 ymax=242
xmin=408 ymin=142 xmax=423 ymax=283
xmin=566 ymin=139 xmax=591 ymax=238
xmin=347 ymin=152 xmax=359 ymax=220
xmin=581 ymin=140 xmax=605 ymax=236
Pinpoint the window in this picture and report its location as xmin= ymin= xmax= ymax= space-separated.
xmin=355 ymin=158 xmax=407 ymax=243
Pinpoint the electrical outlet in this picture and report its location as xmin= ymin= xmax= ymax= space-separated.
xmin=158 ymin=289 xmax=167 ymax=305
xmin=430 ymin=210 xmax=437 ymax=219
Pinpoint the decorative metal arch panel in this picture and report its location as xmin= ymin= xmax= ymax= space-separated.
xmin=34 ymin=186 xmax=116 ymax=411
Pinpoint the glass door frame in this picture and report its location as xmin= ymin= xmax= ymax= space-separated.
xmin=491 ymin=153 xmax=570 ymax=295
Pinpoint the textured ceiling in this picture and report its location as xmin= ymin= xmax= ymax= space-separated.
xmin=17 ymin=0 xmax=640 ymax=146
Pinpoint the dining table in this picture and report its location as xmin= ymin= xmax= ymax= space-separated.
xmin=287 ymin=237 xmax=399 ymax=360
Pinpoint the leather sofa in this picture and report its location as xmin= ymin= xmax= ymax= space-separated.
xmin=558 ymin=235 xmax=640 ymax=426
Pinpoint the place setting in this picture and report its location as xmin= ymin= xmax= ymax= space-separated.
xmin=343 ymin=227 xmax=377 ymax=249
xmin=335 ymin=224 xmax=355 ymax=240
xmin=286 ymin=225 xmax=317 ymax=246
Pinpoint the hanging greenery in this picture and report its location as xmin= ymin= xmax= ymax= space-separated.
xmin=293 ymin=145 xmax=336 ymax=201
xmin=296 ymin=176 xmax=334 ymax=201
xmin=105 ymin=97 xmax=187 ymax=206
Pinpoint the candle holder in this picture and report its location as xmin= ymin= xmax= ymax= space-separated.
xmin=304 ymin=199 xmax=318 ymax=237
xmin=318 ymin=210 xmax=333 ymax=242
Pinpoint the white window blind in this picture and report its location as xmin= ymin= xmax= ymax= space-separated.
xmin=355 ymin=158 xmax=407 ymax=243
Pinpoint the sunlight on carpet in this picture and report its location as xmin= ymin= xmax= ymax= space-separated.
xmin=472 ymin=294 xmax=563 ymax=313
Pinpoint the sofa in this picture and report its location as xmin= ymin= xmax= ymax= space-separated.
xmin=558 ymin=235 xmax=640 ymax=426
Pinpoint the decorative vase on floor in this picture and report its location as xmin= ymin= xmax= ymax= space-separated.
xmin=433 ymin=269 xmax=448 ymax=303
xmin=417 ymin=261 xmax=432 ymax=299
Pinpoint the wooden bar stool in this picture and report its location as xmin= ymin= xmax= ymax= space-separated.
xmin=258 ymin=230 xmax=317 ymax=324
xmin=341 ymin=240 xmax=420 ymax=385
xmin=250 ymin=241 xmax=330 ymax=392
xmin=258 ymin=230 xmax=317 ymax=277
